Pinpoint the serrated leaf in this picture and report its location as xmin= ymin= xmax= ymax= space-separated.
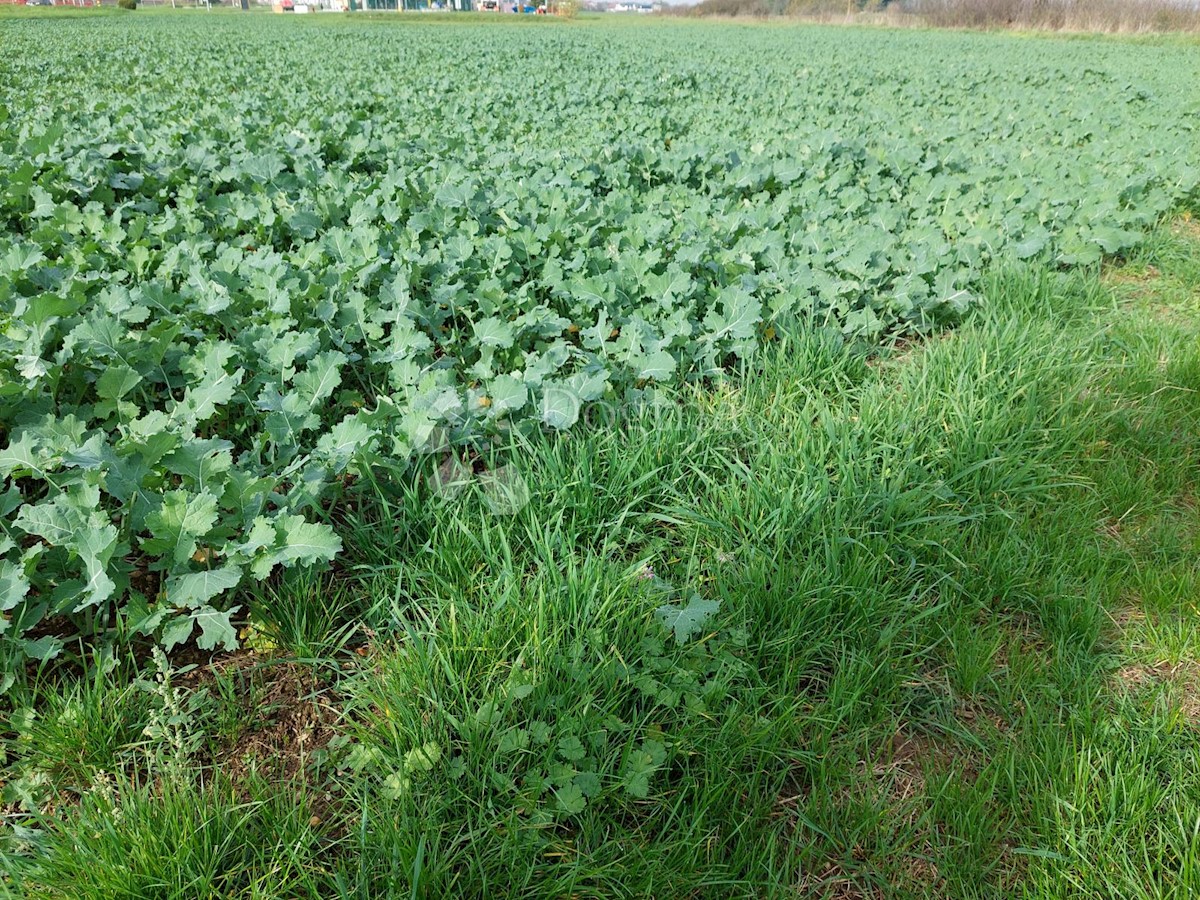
xmin=278 ymin=514 xmax=342 ymax=566
xmin=14 ymin=494 xmax=78 ymax=547
xmin=574 ymin=771 xmax=602 ymax=797
xmin=0 ymin=559 xmax=31 ymax=614
xmin=622 ymin=761 xmax=653 ymax=799
xmin=404 ymin=742 xmax=442 ymax=773
xmin=294 ymin=350 xmax=347 ymax=405
xmin=192 ymin=604 xmax=241 ymax=652
xmin=316 ymin=414 xmax=376 ymax=472
xmin=165 ymin=564 xmax=242 ymax=610
xmin=488 ymin=374 xmax=528 ymax=414
xmin=0 ymin=486 xmax=23 ymax=518
xmin=124 ymin=592 xmax=168 ymax=636
xmin=704 ymin=288 xmax=761 ymax=342
xmin=655 ymin=594 xmax=721 ymax=644
xmin=557 ymin=735 xmax=586 ymax=762
xmin=162 ymin=440 xmax=235 ymax=494
xmin=1012 ymin=234 xmax=1047 ymax=260
xmin=75 ymin=519 xmax=119 ymax=610
xmin=22 ymin=636 xmax=62 ymax=662
xmin=474 ymin=700 xmax=501 ymax=728
xmin=635 ymin=348 xmax=677 ymax=381
xmin=144 ymin=490 xmax=220 ymax=567
xmin=160 ymin=614 xmax=196 ymax=652
xmin=96 ymin=365 xmax=143 ymax=401
xmin=556 ymin=783 xmax=587 ymax=815
xmin=498 ymin=727 xmax=530 ymax=754
xmin=382 ymin=771 xmax=410 ymax=800
xmin=170 ymin=363 xmax=244 ymax=430
xmin=0 ymin=432 xmax=44 ymax=479
xmin=474 ymin=316 xmax=516 ymax=349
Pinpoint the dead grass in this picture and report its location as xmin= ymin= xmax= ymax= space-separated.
xmin=778 ymin=726 xmax=959 ymax=898
xmin=1112 ymin=659 xmax=1200 ymax=721
xmin=682 ymin=0 xmax=1200 ymax=32
xmin=1108 ymin=588 xmax=1200 ymax=723
xmin=1107 ymin=602 xmax=1147 ymax=632
xmin=795 ymin=862 xmax=884 ymax=899
xmin=791 ymin=728 xmax=971 ymax=896
xmin=1104 ymin=264 xmax=1162 ymax=291
xmin=223 ymin=666 xmax=339 ymax=787
xmin=908 ymin=0 xmax=1200 ymax=33
xmin=1173 ymin=214 xmax=1200 ymax=242
xmin=183 ymin=653 xmax=345 ymax=797
xmin=873 ymin=728 xmax=941 ymax=804
xmin=868 ymin=329 xmax=956 ymax=371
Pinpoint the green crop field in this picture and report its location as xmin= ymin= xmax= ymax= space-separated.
xmin=3 ymin=12 xmax=1200 ymax=899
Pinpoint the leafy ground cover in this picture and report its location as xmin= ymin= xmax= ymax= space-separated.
xmin=5 ymin=213 xmax=1200 ymax=898
xmin=3 ymin=12 xmax=1200 ymax=898
xmin=2 ymin=15 xmax=1199 ymax=655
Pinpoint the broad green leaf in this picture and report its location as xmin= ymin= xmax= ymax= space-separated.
xmin=161 ymin=614 xmax=196 ymax=652
xmin=0 ymin=559 xmax=31 ymax=614
xmin=473 ymin=317 xmax=516 ymax=349
xmin=165 ymin=564 xmax=243 ymax=610
xmin=96 ymin=365 xmax=143 ymax=401
xmin=488 ymin=374 xmax=528 ymax=414
xmin=74 ymin=518 xmax=119 ymax=610
xmin=655 ymin=594 xmax=721 ymax=644
xmin=13 ymin=496 xmax=77 ymax=547
xmin=294 ymin=350 xmax=347 ymax=405
xmin=124 ymin=592 xmax=168 ymax=636
xmin=704 ymin=288 xmax=761 ymax=341
xmin=635 ymin=349 xmax=676 ymax=382
xmin=22 ymin=636 xmax=62 ymax=662
xmin=246 ymin=515 xmax=341 ymax=579
xmin=143 ymin=490 xmax=220 ymax=566
xmin=162 ymin=440 xmax=235 ymax=494
xmin=192 ymin=604 xmax=241 ymax=652
xmin=540 ymin=383 xmax=581 ymax=430
xmin=0 ymin=433 xmax=44 ymax=479
xmin=170 ymin=362 xmax=245 ymax=430
xmin=316 ymin=414 xmax=376 ymax=472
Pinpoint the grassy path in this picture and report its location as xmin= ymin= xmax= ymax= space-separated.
xmin=3 ymin=221 xmax=1200 ymax=898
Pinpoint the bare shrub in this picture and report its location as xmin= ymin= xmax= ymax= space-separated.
xmin=902 ymin=0 xmax=1200 ymax=32
xmin=685 ymin=0 xmax=1200 ymax=32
